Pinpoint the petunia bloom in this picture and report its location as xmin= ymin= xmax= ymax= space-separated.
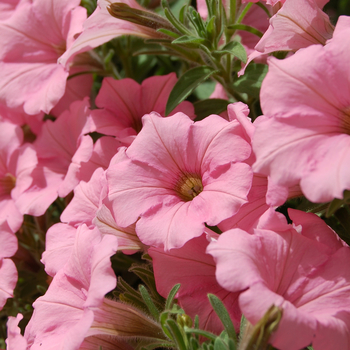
xmin=59 ymin=0 xmax=167 ymax=68
xmin=90 ymin=73 xmax=195 ymax=145
xmin=253 ymin=26 xmax=350 ymax=203
xmin=0 ymin=0 xmax=88 ymax=115
xmin=149 ymin=232 xmax=241 ymax=334
xmin=208 ymin=209 xmax=350 ymax=350
xmin=107 ymin=111 xmax=253 ymax=250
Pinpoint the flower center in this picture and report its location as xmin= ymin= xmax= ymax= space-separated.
xmin=0 ymin=173 xmax=16 ymax=195
xmin=175 ymin=174 xmax=203 ymax=202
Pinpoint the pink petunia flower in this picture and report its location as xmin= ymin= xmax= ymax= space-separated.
xmin=0 ymin=120 xmax=39 ymax=230
xmin=239 ymin=0 xmax=333 ymax=75
xmin=59 ymin=0 xmax=167 ymax=68
xmin=0 ymin=0 xmax=20 ymax=21
xmin=253 ymin=27 xmax=350 ymax=203
xmin=0 ymin=0 xmax=89 ymax=115
xmin=31 ymin=98 xmax=95 ymax=203
xmin=24 ymin=225 xmax=119 ymax=349
xmin=208 ymin=209 xmax=350 ymax=350
xmin=0 ymin=220 xmax=18 ymax=310
xmin=254 ymin=0 xmax=333 ymax=54
xmin=6 ymin=314 xmax=27 ymax=350
xmin=107 ymin=111 xmax=253 ymax=250
xmin=90 ymin=73 xmax=195 ymax=145
xmin=149 ymin=232 xmax=241 ymax=334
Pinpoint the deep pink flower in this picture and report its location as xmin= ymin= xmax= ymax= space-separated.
xmin=149 ymin=232 xmax=241 ymax=334
xmin=107 ymin=111 xmax=253 ymax=250
xmin=208 ymin=209 xmax=350 ymax=350
xmin=91 ymin=73 xmax=195 ymax=145
xmin=0 ymin=0 xmax=87 ymax=115
xmin=253 ymin=29 xmax=350 ymax=203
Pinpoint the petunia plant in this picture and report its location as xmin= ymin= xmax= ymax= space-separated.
xmin=1 ymin=0 xmax=350 ymax=349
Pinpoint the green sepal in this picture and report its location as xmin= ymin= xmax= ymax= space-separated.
xmin=165 ymin=66 xmax=217 ymax=115
xmin=232 ymin=63 xmax=268 ymax=99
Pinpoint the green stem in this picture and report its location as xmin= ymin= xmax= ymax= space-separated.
xmin=236 ymin=2 xmax=253 ymax=24
xmin=229 ymin=0 xmax=237 ymax=24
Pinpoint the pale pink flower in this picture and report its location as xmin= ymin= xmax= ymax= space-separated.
xmin=255 ymin=0 xmax=333 ymax=53
xmin=0 ymin=220 xmax=18 ymax=309
xmin=0 ymin=104 xmax=44 ymax=136
xmin=91 ymin=73 xmax=195 ymax=145
xmin=41 ymin=223 xmax=77 ymax=277
xmin=25 ymin=225 xmax=164 ymax=349
xmin=60 ymin=167 xmax=143 ymax=254
xmin=32 ymin=98 xmax=94 ymax=200
xmin=239 ymin=0 xmax=333 ymax=75
xmin=25 ymin=225 xmax=119 ymax=349
xmin=0 ymin=0 xmax=88 ymax=115
xmin=0 ymin=0 xmax=20 ymax=20
xmin=107 ymin=111 xmax=253 ymax=250
xmin=208 ymin=209 xmax=350 ymax=350
xmin=0 ymin=121 xmax=39 ymax=230
xmin=59 ymin=0 xmax=166 ymax=68
xmin=149 ymin=232 xmax=241 ymax=334
xmin=79 ymin=136 xmax=124 ymax=182
xmin=6 ymin=314 xmax=27 ymax=350
xmin=253 ymin=30 xmax=350 ymax=203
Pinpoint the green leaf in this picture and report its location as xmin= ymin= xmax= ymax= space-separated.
xmin=232 ymin=63 xmax=268 ymax=99
xmin=165 ymin=283 xmax=181 ymax=310
xmin=227 ymin=24 xmax=263 ymax=39
xmin=214 ymin=41 xmax=247 ymax=63
xmin=172 ymin=35 xmax=206 ymax=47
xmin=139 ymin=285 xmax=160 ymax=320
xmin=214 ymin=337 xmax=228 ymax=350
xmin=162 ymin=0 xmax=192 ymax=36
xmin=184 ymin=327 xmax=217 ymax=341
xmin=194 ymin=99 xmax=229 ymax=120
xmin=157 ymin=28 xmax=181 ymax=38
xmin=179 ymin=4 xmax=189 ymax=24
xmin=139 ymin=341 xmax=175 ymax=350
xmin=190 ymin=337 xmax=200 ymax=350
xmin=227 ymin=339 xmax=236 ymax=350
xmin=166 ymin=319 xmax=188 ymax=350
xmin=166 ymin=66 xmax=217 ymax=115
xmin=208 ymin=294 xmax=237 ymax=343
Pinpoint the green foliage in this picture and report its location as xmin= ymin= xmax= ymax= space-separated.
xmin=232 ymin=63 xmax=268 ymax=99
xmin=165 ymin=66 xmax=217 ymax=115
